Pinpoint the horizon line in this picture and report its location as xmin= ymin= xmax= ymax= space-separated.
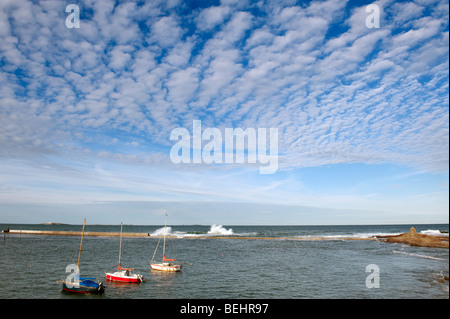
xmin=1 ymin=222 xmax=448 ymax=227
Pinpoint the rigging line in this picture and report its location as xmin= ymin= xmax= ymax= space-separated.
xmin=163 ymin=213 xmax=167 ymax=257
xmin=76 ymin=218 xmax=86 ymax=273
xmin=151 ymin=236 xmax=162 ymax=263
xmin=118 ymin=222 xmax=123 ymax=267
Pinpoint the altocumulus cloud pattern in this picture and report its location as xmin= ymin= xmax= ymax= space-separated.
xmin=0 ymin=0 xmax=448 ymax=225
xmin=0 ymin=0 xmax=448 ymax=171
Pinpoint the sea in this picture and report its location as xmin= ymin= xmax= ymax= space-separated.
xmin=0 ymin=223 xmax=448 ymax=300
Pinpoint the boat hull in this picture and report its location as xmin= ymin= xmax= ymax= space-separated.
xmin=150 ymin=263 xmax=182 ymax=272
xmin=62 ymin=280 xmax=105 ymax=294
xmin=105 ymin=271 xmax=143 ymax=283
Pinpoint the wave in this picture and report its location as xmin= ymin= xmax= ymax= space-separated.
xmin=293 ymin=232 xmax=403 ymax=240
xmin=420 ymin=229 xmax=449 ymax=237
xmin=149 ymin=226 xmax=421 ymax=240
xmin=205 ymin=224 xmax=258 ymax=237
xmin=392 ymin=250 xmax=445 ymax=260
xmin=301 ymin=229 xmax=449 ymax=240
xmin=149 ymin=224 xmax=258 ymax=238
xmin=349 ymin=232 xmax=402 ymax=239
xmin=149 ymin=226 xmax=173 ymax=237
xmin=207 ymin=224 xmax=234 ymax=235
xmin=149 ymin=225 xmax=234 ymax=238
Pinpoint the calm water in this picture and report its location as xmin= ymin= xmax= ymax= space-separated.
xmin=0 ymin=224 xmax=448 ymax=299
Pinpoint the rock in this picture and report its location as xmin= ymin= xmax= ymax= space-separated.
xmin=376 ymin=228 xmax=449 ymax=248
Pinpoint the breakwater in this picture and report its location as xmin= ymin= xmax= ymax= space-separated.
xmin=3 ymin=228 xmax=377 ymax=241
xmin=3 ymin=229 xmax=150 ymax=238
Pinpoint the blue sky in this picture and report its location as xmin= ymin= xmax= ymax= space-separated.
xmin=0 ymin=0 xmax=448 ymax=225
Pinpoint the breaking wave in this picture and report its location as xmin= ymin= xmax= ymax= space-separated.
xmin=420 ymin=229 xmax=448 ymax=237
xmin=150 ymin=226 xmax=172 ymax=236
xmin=148 ymin=224 xmax=257 ymax=238
xmin=204 ymin=224 xmax=257 ymax=237
xmin=207 ymin=224 xmax=234 ymax=235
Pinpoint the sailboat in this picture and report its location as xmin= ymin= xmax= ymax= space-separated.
xmin=61 ymin=218 xmax=105 ymax=294
xmin=105 ymin=223 xmax=145 ymax=283
xmin=150 ymin=213 xmax=182 ymax=272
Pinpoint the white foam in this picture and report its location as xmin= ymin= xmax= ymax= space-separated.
xmin=420 ymin=229 xmax=448 ymax=237
xmin=392 ymin=250 xmax=445 ymax=260
xmin=294 ymin=232 xmax=403 ymax=240
xmin=207 ymin=224 xmax=234 ymax=235
xmin=150 ymin=226 xmax=172 ymax=236
xmin=355 ymin=232 xmax=403 ymax=238
xmin=150 ymin=225 xmax=239 ymax=238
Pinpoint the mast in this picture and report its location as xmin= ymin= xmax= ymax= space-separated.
xmin=163 ymin=213 xmax=167 ymax=257
xmin=77 ymin=218 xmax=86 ymax=273
xmin=118 ymin=222 xmax=123 ymax=267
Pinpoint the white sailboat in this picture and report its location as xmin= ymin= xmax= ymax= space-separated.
xmin=150 ymin=214 xmax=182 ymax=272
xmin=105 ymin=223 xmax=145 ymax=283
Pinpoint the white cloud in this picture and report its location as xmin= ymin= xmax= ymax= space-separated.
xmin=0 ymin=0 xmax=447 ymax=226
xmin=149 ymin=15 xmax=184 ymax=47
xmin=196 ymin=5 xmax=232 ymax=31
xmin=108 ymin=46 xmax=133 ymax=70
xmin=167 ymin=67 xmax=199 ymax=105
xmin=0 ymin=0 xmax=448 ymax=178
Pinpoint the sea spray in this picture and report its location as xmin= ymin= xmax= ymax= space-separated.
xmin=421 ymin=230 xmax=448 ymax=237
xmin=207 ymin=225 xmax=234 ymax=235
xmin=150 ymin=225 xmax=236 ymax=238
xmin=150 ymin=226 xmax=172 ymax=236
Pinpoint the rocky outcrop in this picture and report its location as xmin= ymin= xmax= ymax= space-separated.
xmin=376 ymin=227 xmax=449 ymax=248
